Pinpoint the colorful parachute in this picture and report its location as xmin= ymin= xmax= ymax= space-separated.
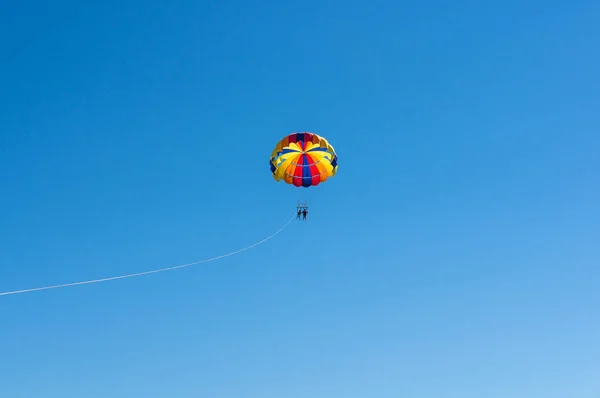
xmin=269 ymin=132 xmax=338 ymax=187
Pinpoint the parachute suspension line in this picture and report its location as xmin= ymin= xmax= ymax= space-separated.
xmin=0 ymin=214 xmax=296 ymax=297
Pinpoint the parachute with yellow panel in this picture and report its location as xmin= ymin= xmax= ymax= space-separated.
xmin=269 ymin=132 xmax=338 ymax=188
xmin=269 ymin=132 xmax=338 ymax=220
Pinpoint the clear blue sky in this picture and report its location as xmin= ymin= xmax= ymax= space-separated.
xmin=1 ymin=0 xmax=599 ymax=396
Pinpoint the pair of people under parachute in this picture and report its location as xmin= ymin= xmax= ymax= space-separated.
xmin=269 ymin=132 xmax=338 ymax=221
xmin=296 ymin=207 xmax=308 ymax=221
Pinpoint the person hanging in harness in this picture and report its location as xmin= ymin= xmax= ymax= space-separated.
xmin=302 ymin=208 xmax=308 ymax=220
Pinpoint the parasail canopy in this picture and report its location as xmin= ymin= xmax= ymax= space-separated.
xmin=269 ymin=132 xmax=338 ymax=188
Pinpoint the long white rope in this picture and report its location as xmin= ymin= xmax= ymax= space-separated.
xmin=0 ymin=215 xmax=295 ymax=297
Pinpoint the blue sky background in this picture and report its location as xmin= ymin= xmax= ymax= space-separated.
xmin=1 ymin=0 xmax=599 ymax=396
